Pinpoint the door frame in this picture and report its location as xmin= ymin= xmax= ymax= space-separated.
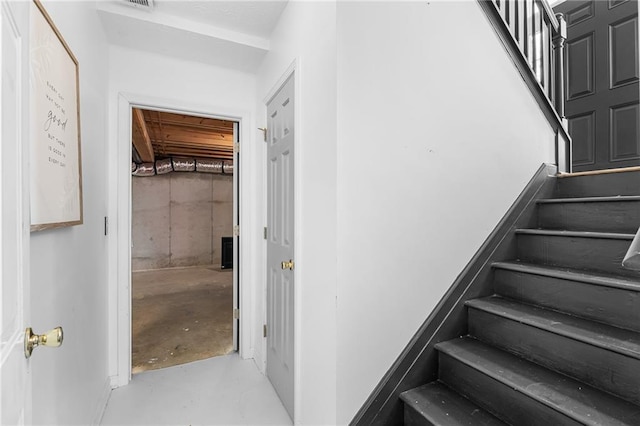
xmin=262 ymin=60 xmax=301 ymax=421
xmin=109 ymin=92 xmax=253 ymax=387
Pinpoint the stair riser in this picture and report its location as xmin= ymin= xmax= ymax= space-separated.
xmin=537 ymin=201 xmax=640 ymax=233
xmin=403 ymin=407 xmax=436 ymax=426
xmin=555 ymin=172 xmax=640 ymax=198
xmin=468 ymin=309 xmax=640 ymax=405
xmin=438 ymin=353 xmax=582 ymax=426
xmin=516 ymin=234 xmax=634 ymax=277
xmin=494 ymin=269 xmax=640 ymax=332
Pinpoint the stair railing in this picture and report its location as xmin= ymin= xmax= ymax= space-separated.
xmin=479 ymin=0 xmax=571 ymax=172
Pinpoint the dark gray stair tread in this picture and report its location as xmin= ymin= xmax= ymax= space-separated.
xmin=492 ymin=261 xmax=640 ymax=292
xmin=400 ymin=382 xmax=507 ymax=426
xmin=555 ymin=170 xmax=640 ymax=198
xmin=465 ymin=296 xmax=640 ymax=359
xmin=537 ymin=195 xmax=640 ymax=204
xmin=436 ymin=338 xmax=640 ymax=425
xmin=515 ymin=229 xmax=635 ymax=240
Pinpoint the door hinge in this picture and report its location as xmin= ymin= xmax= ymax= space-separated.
xmin=263 ymin=227 xmax=267 ymax=240
xmin=233 ymin=225 xmax=240 ymax=237
xmin=263 ymin=324 xmax=267 ymax=338
xmin=104 ymin=216 xmax=109 ymax=236
xmin=258 ymin=127 xmax=267 ymax=142
xmin=233 ymin=308 xmax=239 ymax=320
xmin=233 ymin=142 xmax=240 ymax=154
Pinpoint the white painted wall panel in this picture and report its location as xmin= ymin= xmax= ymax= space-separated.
xmin=335 ymin=1 xmax=555 ymax=423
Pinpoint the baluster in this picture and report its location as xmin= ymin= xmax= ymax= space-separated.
xmin=511 ymin=0 xmax=520 ymax=45
xmin=509 ymin=0 xmax=517 ymax=36
xmin=535 ymin=3 xmax=542 ymax=81
xmin=523 ymin=0 xmax=530 ymax=59
xmin=529 ymin=0 xmax=534 ymax=65
xmin=517 ymin=0 xmax=526 ymax=52
xmin=505 ymin=0 xmax=510 ymax=25
xmin=550 ymin=27 xmax=556 ymax=107
xmin=529 ymin=0 xmax=536 ymax=64
xmin=542 ymin=20 xmax=550 ymax=96
xmin=549 ymin=20 xmax=555 ymax=103
xmin=497 ymin=0 xmax=507 ymax=22
xmin=554 ymin=13 xmax=567 ymax=119
xmin=513 ymin=0 xmax=520 ymax=43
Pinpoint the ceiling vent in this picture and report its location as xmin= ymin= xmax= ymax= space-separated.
xmin=121 ymin=0 xmax=155 ymax=11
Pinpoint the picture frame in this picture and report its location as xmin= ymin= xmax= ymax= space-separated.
xmin=29 ymin=0 xmax=83 ymax=232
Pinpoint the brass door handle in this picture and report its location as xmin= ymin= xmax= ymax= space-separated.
xmin=24 ymin=326 xmax=63 ymax=358
xmin=281 ymin=260 xmax=294 ymax=270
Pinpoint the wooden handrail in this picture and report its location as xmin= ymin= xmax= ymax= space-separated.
xmin=540 ymin=0 xmax=560 ymax=31
xmin=480 ymin=0 xmax=571 ymax=172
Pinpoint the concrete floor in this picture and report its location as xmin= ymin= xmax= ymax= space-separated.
xmin=101 ymin=353 xmax=292 ymax=425
xmin=132 ymin=266 xmax=233 ymax=373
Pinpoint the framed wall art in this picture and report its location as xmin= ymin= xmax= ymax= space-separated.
xmin=29 ymin=0 xmax=83 ymax=231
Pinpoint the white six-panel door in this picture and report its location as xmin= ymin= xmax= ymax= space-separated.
xmin=0 ymin=1 xmax=29 ymax=424
xmin=266 ymin=74 xmax=295 ymax=419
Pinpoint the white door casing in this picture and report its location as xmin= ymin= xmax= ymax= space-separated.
xmin=266 ymin=74 xmax=295 ymax=419
xmin=112 ymin=94 xmax=253 ymax=386
xmin=0 ymin=1 xmax=30 ymax=424
xmin=232 ymin=121 xmax=239 ymax=351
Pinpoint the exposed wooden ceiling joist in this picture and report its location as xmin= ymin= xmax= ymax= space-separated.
xmin=132 ymin=108 xmax=235 ymax=161
xmin=143 ymin=113 xmax=234 ymax=134
xmin=152 ymin=124 xmax=233 ymax=145
xmin=157 ymin=149 xmax=233 ymax=161
xmin=132 ymin=109 xmax=155 ymax=163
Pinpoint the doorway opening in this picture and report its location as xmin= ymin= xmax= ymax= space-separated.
xmin=129 ymin=107 xmax=238 ymax=373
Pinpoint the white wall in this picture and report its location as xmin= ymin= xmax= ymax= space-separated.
xmin=26 ymin=1 xmax=111 ymax=424
xmin=106 ymin=45 xmax=260 ymax=382
xmin=256 ymin=2 xmax=338 ymax=424
xmin=335 ymin=1 xmax=556 ymax=423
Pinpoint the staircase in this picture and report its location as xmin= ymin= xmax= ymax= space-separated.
xmin=400 ymin=170 xmax=640 ymax=425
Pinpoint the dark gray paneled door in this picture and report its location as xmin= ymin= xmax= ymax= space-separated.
xmin=554 ymin=0 xmax=639 ymax=171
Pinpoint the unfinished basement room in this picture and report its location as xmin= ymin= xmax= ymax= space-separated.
xmin=130 ymin=107 xmax=237 ymax=373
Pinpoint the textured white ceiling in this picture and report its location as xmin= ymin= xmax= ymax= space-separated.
xmin=153 ymin=1 xmax=288 ymax=39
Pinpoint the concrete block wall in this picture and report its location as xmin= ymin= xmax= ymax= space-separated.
xmin=132 ymin=172 xmax=233 ymax=271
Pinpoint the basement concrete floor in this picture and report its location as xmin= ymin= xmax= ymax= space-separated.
xmin=132 ymin=266 xmax=233 ymax=373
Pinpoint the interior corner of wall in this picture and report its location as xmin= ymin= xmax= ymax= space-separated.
xmin=91 ymin=376 xmax=113 ymax=426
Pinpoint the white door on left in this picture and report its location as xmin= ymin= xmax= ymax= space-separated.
xmin=1 ymin=1 xmax=30 ymax=424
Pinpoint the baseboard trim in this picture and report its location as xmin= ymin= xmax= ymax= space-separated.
xmin=92 ymin=377 xmax=113 ymax=426
xmin=350 ymin=163 xmax=557 ymax=426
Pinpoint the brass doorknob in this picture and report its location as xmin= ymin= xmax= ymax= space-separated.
xmin=24 ymin=326 xmax=63 ymax=358
xmin=281 ymin=260 xmax=294 ymax=270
